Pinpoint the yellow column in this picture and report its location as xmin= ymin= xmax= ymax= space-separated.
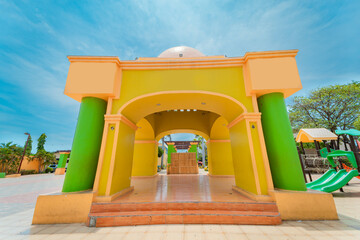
xmin=132 ymin=140 xmax=158 ymax=176
xmin=93 ymin=115 xmax=137 ymax=200
xmin=208 ymin=140 xmax=234 ymax=176
xmin=228 ymin=113 xmax=273 ymax=196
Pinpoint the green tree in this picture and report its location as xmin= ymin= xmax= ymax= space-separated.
xmin=0 ymin=142 xmax=24 ymax=174
xmin=354 ymin=116 xmax=360 ymax=131
xmin=33 ymin=149 xmax=55 ymax=173
xmin=25 ymin=135 xmax=32 ymax=156
xmin=37 ymin=133 xmax=47 ymax=152
xmin=31 ymin=133 xmax=55 ymax=172
xmin=193 ymin=135 xmax=204 ymax=151
xmin=158 ymin=146 xmax=164 ymax=158
xmin=289 ymin=81 xmax=360 ymax=133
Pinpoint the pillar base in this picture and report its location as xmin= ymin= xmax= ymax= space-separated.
xmin=232 ymin=186 xmax=274 ymax=202
xmin=54 ymin=168 xmax=66 ymax=175
xmin=271 ymin=189 xmax=338 ymax=220
xmin=32 ymin=191 xmax=94 ymax=224
xmin=94 ymin=186 xmax=134 ymax=203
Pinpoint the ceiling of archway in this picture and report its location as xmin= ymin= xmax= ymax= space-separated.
xmin=120 ymin=92 xmax=245 ymax=124
xmin=144 ymin=110 xmax=219 ymax=141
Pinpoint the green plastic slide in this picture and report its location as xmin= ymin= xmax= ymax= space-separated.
xmin=309 ymin=170 xmax=358 ymax=193
xmin=306 ymin=169 xmax=336 ymax=188
xmin=306 ymin=150 xmax=359 ymax=193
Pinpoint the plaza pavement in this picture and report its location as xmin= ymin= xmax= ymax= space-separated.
xmin=0 ymin=173 xmax=360 ymax=240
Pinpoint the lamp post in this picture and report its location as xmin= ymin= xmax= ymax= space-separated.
xmin=18 ymin=133 xmax=30 ymax=174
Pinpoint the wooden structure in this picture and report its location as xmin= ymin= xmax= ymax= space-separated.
xmin=167 ymin=153 xmax=198 ymax=174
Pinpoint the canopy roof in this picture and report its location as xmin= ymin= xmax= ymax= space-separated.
xmin=335 ymin=129 xmax=360 ymax=137
xmin=296 ymin=128 xmax=338 ymax=143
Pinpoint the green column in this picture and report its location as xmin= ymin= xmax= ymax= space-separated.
xmin=57 ymin=153 xmax=69 ymax=168
xmin=258 ymin=92 xmax=306 ymax=191
xmin=167 ymin=145 xmax=176 ymax=163
xmin=62 ymin=97 xmax=107 ymax=192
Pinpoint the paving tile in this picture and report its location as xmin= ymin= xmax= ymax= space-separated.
xmin=122 ymin=232 xmax=146 ymax=240
xmin=163 ymin=232 xmax=184 ymax=240
xmin=184 ymin=232 xmax=205 ymax=240
xmin=245 ymin=233 xmax=271 ymax=240
xmin=1 ymin=173 xmax=360 ymax=240
xmin=143 ymin=232 xmax=165 ymax=240
xmin=224 ymin=233 xmax=249 ymax=240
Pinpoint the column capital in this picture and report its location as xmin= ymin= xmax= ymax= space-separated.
xmin=104 ymin=114 xmax=138 ymax=130
xmin=228 ymin=112 xmax=261 ymax=129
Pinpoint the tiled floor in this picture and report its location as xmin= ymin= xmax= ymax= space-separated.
xmin=115 ymin=170 xmax=254 ymax=203
xmin=1 ymin=172 xmax=360 ymax=239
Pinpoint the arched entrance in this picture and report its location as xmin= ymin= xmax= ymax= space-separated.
xmin=32 ymin=46 xmax=339 ymax=226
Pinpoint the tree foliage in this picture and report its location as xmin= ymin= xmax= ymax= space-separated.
xmin=33 ymin=149 xmax=55 ymax=173
xmin=158 ymin=146 xmax=164 ymax=158
xmin=0 ymin=142 xmax=23 ymax=174
xmin=32 ymin=133 xmax=55 ymax=172
xmin=354 ymin=116 xmax=360 ymax=131
xmin=37 ymin=133 xmax=47 ymax=152
xmin=289 ymin=81 xmax=360 ymax=132
xmin=25 ymin=135 xmax=32 ymax=156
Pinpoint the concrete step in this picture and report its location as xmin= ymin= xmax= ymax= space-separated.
xmin=90 ymin=201 xmax=279 ymax=213
xmin=88 ymin=209 xmax=281 ymax=227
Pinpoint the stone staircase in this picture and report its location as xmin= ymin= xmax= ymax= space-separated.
xmin=87 ymin=201 xmax=282 ymax=227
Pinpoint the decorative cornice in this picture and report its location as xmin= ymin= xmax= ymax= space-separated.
xmin=227 ymin=113 xmax=262 ymax=129
xmin=104 ymin=114 xmax=138 ymax=130
xmin=67 ymin=50 xmax=298 ymax=71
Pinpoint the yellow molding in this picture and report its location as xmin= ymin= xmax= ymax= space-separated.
xmin=93 ymin=122 xmax=109 ymax=192
xmin=105 ymin=114 xmax=138 ymax=130
xmin=245 ymin=120 xmax=262 ymax=195
xmin=227 ymin=112 xmax=261 ymax=129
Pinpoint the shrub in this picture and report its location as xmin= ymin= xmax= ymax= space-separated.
xmin=45 ymin=167 xmax=53 ymax=173
xmin=20 ymin=170 xmax=36 ymax=175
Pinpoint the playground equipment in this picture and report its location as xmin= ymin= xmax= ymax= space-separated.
xmin=335 ymin=129 xmax=360 ymax=172
xmin=296 ymin=128 xmax=338 ymax=182
xmin=306 ymin=150 xmax=359 ymax=193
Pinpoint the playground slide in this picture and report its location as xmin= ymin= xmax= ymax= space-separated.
xmin=306 ymin=169 xmax=336 ymax=188
xmin=308 ymin=170 xmax=359 ymax=193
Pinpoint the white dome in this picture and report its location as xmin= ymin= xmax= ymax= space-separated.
xmin=158 ymin=46 xmax=205 ymax=58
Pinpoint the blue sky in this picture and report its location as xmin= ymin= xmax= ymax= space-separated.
xmin=0 ymin=0 xmax=359 ymax=152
